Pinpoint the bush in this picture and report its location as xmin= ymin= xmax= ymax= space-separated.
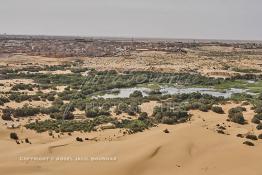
xmin=190 ymin=102 xmax=201 ymax=110
xmin=47 ymin=95 xmax=55 ymax=101
xmin=251 ymin=116 xmax=260 ymax=124
xmin=148 ymin=90 xmax=162 ymax=96
xmin=254 ymin=106 xmax=262 ymax=114
xmin=241 ymin=101 xmax=250 ymax=106
xmin=125 ymin=120 xmax=149 ymax=133
xmin=256 ymin=123 xmax=262 ymax=130
xmin=63 ymin=112 xmax=75 ymax=120
xmin=254 ymin=113 xmax=262 ymax=120
xmin=228 ymin=107 xmax=246 ymax=124
xmin=228 ymin=107 xmax=246 ymax=116
xmin=129 ymin=90 xmax=143 ymax=98
xmin=243 ymin=141 xmax=255 ymax=146
xmin=10 ymin=132 xmax=18 ymax=140
xmin=25 ymin=138 xmax=30 ymax=143
xmin=161 ymin=116 xmax=176 ymax=125
xmin=211 ymin=106 xmax=224 ymax=114
xmin=246 ymin=134 xmax=258 ymax=141
xmin=13 ymin=106 xmax=41 ymax=117
xmin=41 ymin=106 xmax=60 ymax=114
xmin=230 ymin=112 xmax=245 ymax=124
xmin=2 ymin=112 xmax=12 ymax=120
xmin=217 ymin=130 xmax=225 ymax=134
xmin=258 ymin=134 xmax=262 ymax=139
xmin=76 ymin=137 xmax=83 ymax=142
xmin=0 ymin=96 xmax=10 ymax=105
xmin=85 ymin=108 xmax=110 ymax=118
xmin=138 ymin=112 xmax=148 ymax=120
xmin=163 ymin=129 xmax=169 ymax=133
xmin=199 ymin=104 xmax=209 ymax=112
xmin=236 ymin=133 xmax=244 ymax=138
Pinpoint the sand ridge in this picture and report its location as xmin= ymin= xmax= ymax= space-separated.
xmin=0 ymin=103 xmax=262 ymax=175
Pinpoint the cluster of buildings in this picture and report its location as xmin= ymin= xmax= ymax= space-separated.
xmin=1 ymin=35 xmax=261 ymax=58
xmin=0 ymin=35 xmax=189 ymax=58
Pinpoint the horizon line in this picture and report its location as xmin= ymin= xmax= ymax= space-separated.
xmin=1 ymin=33 xmax=262 ymax=44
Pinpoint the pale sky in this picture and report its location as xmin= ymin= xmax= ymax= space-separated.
xmin=0 ymin=0 xmax=262 ymax=40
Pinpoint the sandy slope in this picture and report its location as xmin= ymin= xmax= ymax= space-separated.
xmin=0 ymin=104 xmax=262 ymax=175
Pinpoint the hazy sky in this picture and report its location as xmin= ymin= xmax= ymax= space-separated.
xmin=0 ymin=0 xmax=262 ymax=40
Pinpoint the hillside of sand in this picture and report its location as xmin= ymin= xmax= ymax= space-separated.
xmin=0 ymin=103 xmax=262 ymax=175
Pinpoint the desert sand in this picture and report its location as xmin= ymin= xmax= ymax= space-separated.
xmin=1 ymin=103 xmax=261 ymax=175
xmin=1 ymin=49 xmax=262 ymax=78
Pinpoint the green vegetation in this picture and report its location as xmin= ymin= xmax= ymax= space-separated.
xmin=256 ymin=123 xmax=262 ymax=130
xmin=129 ymin=90 xmax=143 ymax=98
xmin=251 ymin=116 xmax=260 ymax=124
xmin=232 ymin=67 xmax=261 ymax=74
xmin=228 ymin=107 xmax=246 ymax=124
xmin=13 ymin=105 xmax=41 ymax=118
xmin=25 ymin=116 xmax=153 ymax=133
xmin=2 ymin=68 xmax=262 ymax=135
xmin=1 ymin=108 xmax=12 ymax=120
xmin=25 ymin=116 xmax=114 ymax=133
xmin=0 ymin=96 xmax=10 ymax=106
xmin=153 ymin=105 xmax=189 ymax=125
xmin=211 ymin=106 xmax=224 ymax=114
xmin=11 ymin=83 xmax=36 ymax=91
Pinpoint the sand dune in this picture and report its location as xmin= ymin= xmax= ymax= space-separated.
xmin=0 ymin=104 xmax=262 ymax=175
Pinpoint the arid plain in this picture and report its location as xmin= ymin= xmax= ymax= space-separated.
xmin=1 ymin=38 xmax=262 ymax=175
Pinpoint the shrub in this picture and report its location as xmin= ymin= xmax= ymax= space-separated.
xmin=243 ymin=141 xmax=255 ymax=146
xmin=228 ymin=107 xmax=246 ymax=116
xmin=254 ymin=113 xmax=262 ymax=120
xmin=41 ymin=106 xmax=60 ymax=114
xmin=199 ymin=104 xmax=209 ymax=112
xmin=76 ymin=137 xmax=83 ymax=142
xmin=125 ymin=120 xmax=149 ymax=133
xmin=211 ymin=106 xmax=224 ymax=114
xmin=10 ymin=132 xmax=19 ymax=140
xmin=228 ymin=107 xmax=246 ymax=124
xmin=52 ymin=99 xmax=64 ymax=106
xmin=11 ymin=83 xmax=34 ymax=91
xmin=25 ymin=138 xmax=30 ymax=143
xmin=161 ymin=116 xmax=176 ymax=125
xmin=241 ymin=101 xmax=249 ymax=106
xmin=2 ymin=112 xmax=12 ymax=121
xmin=229 ymin=112 xmax=245 ymax=124
xmin=258 ymin=134 xmax=262 ymax=139
xmin=254 ymin=106 xmax=262 ymax=114
xmin=258 ymin=93 xmax=262 ymax=100
xmin=256 ymin=123 xmax=262 ymax=130
xmin=13 ymin=106 xmax=41 ymax=117
xmin=246 ymin=134 xmax=258 ymax=141
xmin=163 ymin=129 xmax=169 ymax=133
xmin=138 ymin=112 xmax=148 ymax=120
xmin=47 ymin=95 xmax=55 ymax=101
xmin=190 ymin=102 xmax=201 ymax=110
xmin=217 ymin=130 xmax=225 ymax=134
xmin=0 ymin=96 xmax=10 ymax=105
xmin=251 ymin=116 xmax=260 ymax=124
xmin=85 ymin=108 xmax=110 ymax=118
xmin=129 ymin=90 xmax=143 ymax=98
xmin=63 ymin=112 xmax=75 ymax=120
xmin=148 ymin=90 xmax=162 ymax=96
xmin=236 ymin=134 xmax=244 ymax=138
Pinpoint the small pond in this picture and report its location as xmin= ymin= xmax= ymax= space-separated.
xmin=94 ymin=86 xmax=256 ymax=99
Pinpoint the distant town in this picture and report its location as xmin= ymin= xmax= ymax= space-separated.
xmin=1 ymin=35 xmax=262 ymax=58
